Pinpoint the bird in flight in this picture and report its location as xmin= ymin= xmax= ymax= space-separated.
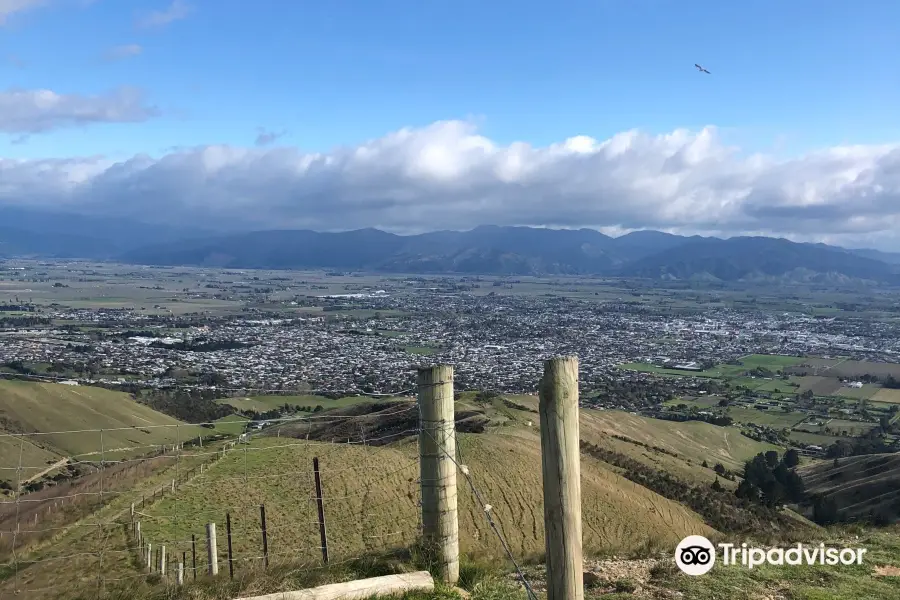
xmin=695 ymin=63 xmax=711 ymax=74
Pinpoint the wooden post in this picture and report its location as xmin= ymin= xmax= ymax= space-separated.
xmin=260 ymin=504 xmax=269 ymax=568
xmin=146 ymin=542 xmax=152 ymax=571
xmin=192 ymin=534 xmax=197 ymax=579
xmin=177 ymin=562 xmax=184 ymax=586
xmin=160 ymin=545 xmax=166 ymax=577
xmin=226 ymin=512 xmax=234 ymax=579
xmin=136 ymin=521 xmax=141 ymax=551
xmin=417 ymin=364 xmax=459 ymax=584
xmin=539 ymin=356 xmax=583 ymax=600
xmin=232 ymin=571 xmax=435 ymax=600
xmin=313 ymin=457 xmax=328 ymax=565
xmin=207 ymin=523 xmax=219 ymax=576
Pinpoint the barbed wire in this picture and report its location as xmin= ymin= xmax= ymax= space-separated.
xmin=0 ymin=377 xmax=542 ymax=599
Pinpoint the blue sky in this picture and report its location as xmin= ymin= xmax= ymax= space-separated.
xmin=3 ymin=0 xmax=899 ymax=159
xmin=2 ymin=0 xmax=900 ymax=247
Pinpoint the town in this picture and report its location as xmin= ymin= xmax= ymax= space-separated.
xmin=2 ymin=260 xmax=900 ymax=459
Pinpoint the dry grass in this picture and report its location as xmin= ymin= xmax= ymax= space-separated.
xmin=0 ymin=381 xmax=207 ymax=460
xmin=873 ymin=388 xmax=900 ymax=404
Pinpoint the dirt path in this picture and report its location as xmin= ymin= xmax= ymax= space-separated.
xmin=22 ymin=457 xmax=69 ymax=485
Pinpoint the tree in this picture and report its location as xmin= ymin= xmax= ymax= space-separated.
xmin=783 ymin=448 xmax=800 ymax=468
xmin=701 ymin=460 xmax=709 ymax=468
xmin=812 ymin=496 xmax=840 ymax=525
xmin=765 ymin=450 xmax=780 ymax=468
xmin=713 ymin=463 xmax=726 ymax=476
xmin=711 ymin=477 xmax=724 ymax=493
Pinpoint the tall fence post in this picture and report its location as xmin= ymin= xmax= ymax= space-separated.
xmin=160 ymin=545 xmax=166 ymax=577
xmin=226 ymin=513 xmax=234 ymax=579
xmin=417 ymin=364 xmax=459 ymax=585
xmin=192 ymin=534 xmax=197 ymax=579
xmin=539 ymin=356 xmax=583 ymax=600
xmin=260 ymin=504 xmax=269 ymax=568
xmin=177 ymin=562 xmax=184 ymax=586
xmin=146 ymin=542 xmax=152 ymax=571
xmin=207 ymin=523 xmax=219 ymax=576
xmin=313 ymin=457 xmax=329 ymax=565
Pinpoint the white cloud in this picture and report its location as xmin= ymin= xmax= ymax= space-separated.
xmin=0 ymin=0 xmax=47 ymax=23
xmin=102 ymin=44 xmax=143 ymax=61
xmin=0 ymin=87 xmax=159 ymax=133
xmin=136 ymin=0 xmax=190 ymax=29
xmin=2 ymin=120 xmax=900 ymax=248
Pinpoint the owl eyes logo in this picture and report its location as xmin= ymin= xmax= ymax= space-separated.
xmin=675 ymin=535 xmax=716 ymax=575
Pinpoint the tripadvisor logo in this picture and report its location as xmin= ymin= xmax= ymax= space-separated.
xmin=675 ymin=536 xmax=867 ymax=576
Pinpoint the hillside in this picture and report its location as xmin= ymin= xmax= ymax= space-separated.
xmin=619 ymin=236 xmax=898 ymax=283
xmin=800 ymin=453 xmax=900 ymax=524
xmin=0 ymin=396 xmax=876 ymax=600
xmin=0 ymin=380 xmax=207 ymax=466
xmin=114 ymin=225 xmax=900 ymax=281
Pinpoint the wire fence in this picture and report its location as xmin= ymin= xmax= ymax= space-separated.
xmin=0 ymin=382 xmax=536 ymax=600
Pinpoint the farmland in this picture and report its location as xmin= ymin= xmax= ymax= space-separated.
xmin=216 ymin=394 xmax=380 ymax=413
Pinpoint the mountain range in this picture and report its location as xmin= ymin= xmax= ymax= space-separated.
xmin=2 ymin=207 xmax=899 ymax=283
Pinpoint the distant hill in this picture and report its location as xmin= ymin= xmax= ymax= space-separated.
xmin=0 ymin=206 xmax=210 ymax=258
xmin=1 ymin=205 xmax=898 ymax=282
xmin=618 ymin=236 xmax=898 ymax=284
xmin=121 ymin=226 xmax=900 ymax=282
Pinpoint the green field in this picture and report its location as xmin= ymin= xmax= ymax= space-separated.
xmin=727 ymin=406 xmax=808 ymax=428
xmin=0 ymin=381 xmax=206 ymax=460
xmin=826 ymin=419 xmax=878 ymax=436
xmin=212 ymin=414 xmax=250 ymax=435
xmin=217 ymin=394 xmax=386 ymax=413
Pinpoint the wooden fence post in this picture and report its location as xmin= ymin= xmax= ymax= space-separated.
xmin=192 ymin=534 xmax=197 ymax=579
xmin=160 ymin=545 xmax=166 ymax=577
xmin=260 ymin=504 xmax=269 ymax=568
xmin=146 ymin=543 xmax=152 ymax=571
xmin=226 ymin=512 xmax=234 ymax=579
xmin=207 ymin=523 xmax=219 ymax=576
xmin=539 ymin=356 xmax=583 ymax=600
xmin=417 ymin=364 xmax=459 ymax=585
xmin=177 ymin=562 xmax=184 ymax=586
xmin=313 ymin=457 xmax=328 ymax=565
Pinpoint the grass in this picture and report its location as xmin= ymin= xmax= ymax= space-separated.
xmin=0 ymin=434 xmax=60 ymax=486
xmin=578 ymin=407 xmax=780 ymax=477
xmin=216 ymin=394 xmax=378 ymax=413
xmin=651 ymin=527 xmax=900 ymax=600
xmin=0 ymin=380 xmax=207 ymax=460
xmin=137 ymin=432 xmax=712 ymax=572
xmin=872 ymin=388 xmax=900 ymax=404
xmin=727 ymin=407 xmax=808 ymax=428
xmin=212 ymin=414 xmax=250 ymax=436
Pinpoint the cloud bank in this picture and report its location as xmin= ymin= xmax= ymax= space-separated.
xmin=2 ymin=120 xmax=900 ymax=248
xmin=0 ymin=87 xmax=159 ymax=133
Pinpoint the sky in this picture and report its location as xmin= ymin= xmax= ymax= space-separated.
xmin=2 ymin=0 xmax=900 ymax=248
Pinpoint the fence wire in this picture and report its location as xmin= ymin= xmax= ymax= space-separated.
xmin=0 ymin=380 xmax=539 ymax=600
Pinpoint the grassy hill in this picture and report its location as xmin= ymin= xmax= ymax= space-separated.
xmin=0 ymin=393 xmax=892 ymax=600
xmin=137 ymin=433 xmax=714 ymax=568
xmin=0 ymin=380 xmax=208 ymax=462
xmin=801 ymin=453 xmax=900 ymax=524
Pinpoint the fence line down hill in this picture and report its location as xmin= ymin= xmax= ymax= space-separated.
xmin=0 ymin=360 xmax=587 ymax=600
